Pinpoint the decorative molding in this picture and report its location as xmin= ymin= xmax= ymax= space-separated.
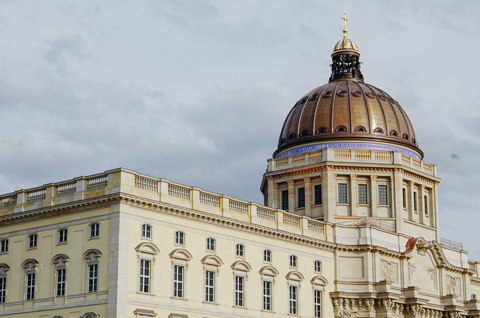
xmin=135 ymin=242 xmax=160 ymax=255
xmin=370 ymin=175 xmax=377 ymax=180
xmin=287 ymin=180 xmax=295 ymax=186
xmin=81 ymin=313 xmax=99 ymax=318
xmin=303 ymin=177 xmax=311 ymax=183
xmin=83 ymin=249 xmax=102 ymax=265
xmin=0 ymin=263 xmax=9 ymax=278
xmin=52 ymin=254 xmax=70 ymax=270
xmin=350 ymin=175 xmax=357 ymax=180
xmin=380 ymin=260 xmax=398 ymax=283
xmin=231 ymin=260 xmax=252 ymax=272
xmin=21 ymin=259 xmax=39 ymax=274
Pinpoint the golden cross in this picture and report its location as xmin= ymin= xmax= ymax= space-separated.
xmin=341 ymin=13 xmax=348 ymax=38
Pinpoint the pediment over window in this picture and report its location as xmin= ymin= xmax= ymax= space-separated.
xmin=286 ymin=270 xmax=305 ymax=282
xmin=231 ymin=260 xmax=252 ymax=272
xmin=83 ymin=249 xmax=102 ymax=265
xmin=259 ymin=265 xmax=279 ymax=277
xmin=0 ymin=263 xmax=9 ymax=278
xmin=52 ymin=254 xmax=70 ymax=269
xmin=201 ymin=254 xmax=223 ymax=267
xmin=169 ymin=248 xmax=193 ymax=261
xmin=81 ymin=313 xmax=99 ymax=318
xmin=21 ymin=259 xmax=39 ymax=273
xmin=135 ymin=242 xmax=160 ymax=255
xmin=311 ymin=275 xmax=329 ymax=286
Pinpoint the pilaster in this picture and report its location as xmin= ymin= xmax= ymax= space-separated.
xmin=287 ymin=180 xmax=295 ymax=213
xmin=393 ymin=171 xmax=404 ymax=232
xmin=407 ymin=180 xmax=414 ymax=221
xmin=73 ymin=177 xmax=86 ymax=201
xmin=370 ymin=175 xmax=377 ymax=218
xmin=304 ymin=177 xmax=312 ymax=217
xmin=267 ymin=177 xmax=274 ymax=208
xmin=418 ymin=184 xmax=425 ymax=225
xmin=273 ymin=183 xmax=280 ymax=209
xmin=434 ymin=183 xmax=440 ymax=241
xmin=324 ymin=167 xmax=336 ymax=222
xmin=350 ymin=175 xmax=357 ymax=216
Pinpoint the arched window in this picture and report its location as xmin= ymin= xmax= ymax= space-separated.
xmin=89 ymin=223 xmax=100 ymax=239
xmin=141 ymin=224 xmax=152 ymax=239
xmin=175 ymin=231 xmax=185 ymax=246
xmin=373 ymin=127 xmax=384 ymax=134
xmin=28 ymin=234 xmax=37 ymax=249
xmin=0 ymin=239 xmax=8 ymax=253
xmin=236 ymin=244 xmax=245 ymax=258
xmin=314 ymin=260 xmax=322 ymax=273
xmin=58 ymin=229 xmax=68 ymax=244
xmin=335 ymin=126 xmax=347 ymax=132
xmin=83 ymin=249 xmax=102 ymax=293
xmin=290 ymin=255 xmax=298 ymax=268
xmin=206 ymin=238 xmax=215 ymax=252
xmin=355 ymin=126 xmax=366 ymax=132
xmin=80 ymin=313 xmax=100 ymax=318
xmin=264 ymin=249 xmax=272 ymax=263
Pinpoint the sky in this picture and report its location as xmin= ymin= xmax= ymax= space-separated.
xmin=0 ymin=1 xmax=479 ymax=259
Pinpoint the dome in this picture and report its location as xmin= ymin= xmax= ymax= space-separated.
xmin=332 ymin=38 xmax=359 ymax=56
xmin=275 ymin=25 xmax=422 ymax=159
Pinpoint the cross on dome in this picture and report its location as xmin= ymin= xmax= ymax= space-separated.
xmin=341 ymin=13 xmax=348 ymax=38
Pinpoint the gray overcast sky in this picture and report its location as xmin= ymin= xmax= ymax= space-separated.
xmin=0 ymin=1 xmax=479 ymax=259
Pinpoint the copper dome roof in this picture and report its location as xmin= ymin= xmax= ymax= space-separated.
xmin=276 ymin=80 xmax=422 ymax=158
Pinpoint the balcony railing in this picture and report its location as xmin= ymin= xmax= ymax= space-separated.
xmin=440 ymin=238 xmax=463 ymax=251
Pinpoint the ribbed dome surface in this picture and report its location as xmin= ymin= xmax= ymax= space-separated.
xmin=332 ymin=38 xmax=359 ymax=56
xmin=276 ymin=80 xmax=422 ymax=158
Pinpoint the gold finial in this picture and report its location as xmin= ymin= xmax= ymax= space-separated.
xmin=341 ymin=13 xmax=348 ymax=38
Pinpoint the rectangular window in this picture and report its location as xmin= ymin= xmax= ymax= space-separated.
xmin=314 ymin=185 xmax=322 ymax=205
xmin=263 ymin=281 xmax=272 ymax=311
xmin=414 ymin=192 xmax=417 ymax=211
xmin=298 ymin=187 xmax=305 ymax=208
xmin=378 ymin=185 xmax=388 ymax=205
xmin=88 ymin=264 xmax=98 ymax=293
xmin=338 ymin=183 xmax=347 ymax=203
xmin=26 ymin=273 xmax=35 ymax=300
xmin=289 ymin=286 xmax=297 ymax=314
xmin=314 ymin=260 xmax=322 ymax=273
xmin=264 ymin=250 xmax=272 ymax=263
xmin=0 ymin=277 xmax=6 ymax=303
xmin=424 ymin=195 xmax=428 ymax=215
xmin=56 ymin=269 xmax=66 ymax=296
xmin=59 ymin=229 xmax=68 ymax=243
xmin=139 ymin=260 xmax=150 ymax=293
xmin=173 ymin=265 xmax=184 ymax=298
xmin=314 ymin=290 xmax=322 ymax=317
xmin=1 ymin=240 xmax=8 ymax=253
xmin=282 ymin=190 xmax=289 ymax=210
xmin=205 ymin=271 xmax=215 ymax=303
xmin=402 ymin=188 xmax=406 ymax=208
xmin=236 ymin=244 xmax=244 ymax=257
xmin=358 ymin=184 xmax=368 ymax=204
xmin=235 ymin=276 xmax=244 ymax=307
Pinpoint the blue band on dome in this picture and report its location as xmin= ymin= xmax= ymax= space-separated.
xmin=277 ymin=142 xmax=421 ymax=160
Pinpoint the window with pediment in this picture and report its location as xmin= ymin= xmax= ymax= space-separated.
xmin=52 ymin=254 xmax=70 ymax=297
xmin=0 ymin=263 xmax=9 ymax=303
xmin=259 ymin=265 xmax=279 ymax=311
xmin=135 ymin=242 xmax=159 ymax=294
xmin=201 ymin=255 xmax=223 ymax=303
xmin=311 ymin=275 xmax=328 ymax=318
xmin=83 ymin=249 xmax=102 ymax=293
xmin=231 ymin=260 xmax=252 ymax=308
xmin=22 ymin=259 xmax=39 ymax=301
xmin=169 ymin=248 xmax=193 ymax=299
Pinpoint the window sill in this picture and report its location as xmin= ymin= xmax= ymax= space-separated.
xmin=26 ymin=247 xmax=37 ymax=251
xmin=312 ymin=204 xmax=323 ymax=208
xmin=0 ymin=252 xmax=7 ymax=255
xmin=170 ymin=296 xmax=186 ymax=300
xmin=263 ymin=261 xmax=272 ymax=265
xmin=174 ymin=243 xmax=185 ymax=248
xmin=137 ymin=291 xmax=153 ymax=295
xmin=206 ymin=250 xmax=217 ymax=254
xmin=235 ymin=255 xmax=246 ymax=259
xmin=377 ymin=205 xmax=391 ymax=208
xmin=289 ymin=266 xmax=298 ymax=270
xmin=357 ymin=204 xmax=370 ymax=207
xmin=88 ymin=236 xmax=100 ymax=241
xmin=202 ymin=301 xmax=219 ymax=305
xmin=233 ymin=305 xmax=247 ymax=309
xmin=141 ymin=237 xmax=153 ymax=241
xmin=336 ymin=203 xmax=350 ymax=207
xmin=261 ymin=310 xmax=275 ymax=313
xmin=56 ymin=242 xmax=68 ymax=246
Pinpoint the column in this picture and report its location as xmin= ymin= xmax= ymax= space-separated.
xmin=304 ymin=177 xmax=312 ymax=217
xmin=407 ymin=180 xmax=415 ymax=221
xmin=418 ymin=184 xmax=425 ymax=224
xmin=267 ymin=177 xmax=274 ymax=208
xmin=274 ymin=183 xmax=280 ymax=209
xmin=370 ymin=175 xmax=377 ymax=218
xmin=323 ymin=167 xmax=336 ymax=222
xmin=287 ymin=180 xmax=295 ymax=213
xmin=350 ymin=175 xmax=357 ymax=216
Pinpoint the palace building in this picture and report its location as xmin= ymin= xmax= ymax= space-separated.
xmin=0 ymin=19 xmax=479 ymax=318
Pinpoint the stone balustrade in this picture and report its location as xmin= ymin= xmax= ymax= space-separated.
xmin=0 ymin=168 xmax=327 ymax=241
xmin=267 ymin=148 xmax=437 ymax=176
